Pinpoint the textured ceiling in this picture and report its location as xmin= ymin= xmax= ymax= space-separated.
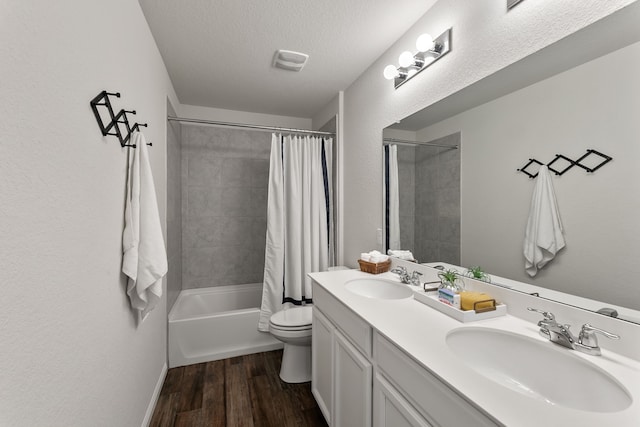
xmin=138 ymin=0 xmax=438 ymax=118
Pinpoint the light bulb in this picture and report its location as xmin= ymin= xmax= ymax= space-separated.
xmin=383 ymin=65 xmax=399 ymax=80
xmin=416 ymin=33 xmax=435 ymax=52
xmin=398 ymin=51 xmax=415 ymax=68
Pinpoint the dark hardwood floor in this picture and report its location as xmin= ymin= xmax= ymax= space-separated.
xmin=150 ymin=350 xmax=328 ymax=427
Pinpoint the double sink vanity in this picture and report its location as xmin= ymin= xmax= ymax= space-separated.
xmin=308 ymin=260 xmax=640 ymax=427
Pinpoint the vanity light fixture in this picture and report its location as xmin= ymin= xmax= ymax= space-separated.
xmin=383 ymin=28 xmax=452 ymax=89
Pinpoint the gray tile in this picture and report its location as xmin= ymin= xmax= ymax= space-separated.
xmin=439 ymin=242 xmax=460 ymax=265
xmin=399 ymin=216 xmax=414 ymax=251
xmin=186 ymin=186 xmax=224 ymax=218
xmin=252 ymin=133 xmax=273 ymax=160
xmin=415 ymin=188 xmax=436 ymax=217
xmin=251 ymin=217 xmax=268 ymax=247
xmin=210 ymin=246 xmax=255 ymax=284
xmin=187 ymin=154 xmax=223 ymax=187
xmin=417 ymin=245 xmax=440 ymax=264
xmin=182 ymin=276 xmax=215 ymax=290
xmin=415 ymin=163 xmax=438 ymax=191
xmin=399 ymin=187 xmax=414 ymax=216
xmin=251 ymin=159 xmax=270 ymax=188
xmin=250 ymin=187 xmax=268 ymax=217
xmin=221 ymin=187 xmax=252 ymax=217
xmin=209 ymin=128 xmax=254 ymax=158
xmin=416 ymin=214 xmax=439 ymax=242
xmin=183 ymin=216 xmax=217 ymax=248
xmin=436 ymin=188 xmax=460 ymax=217
xmin=184 ymin=248 xmax=215 ymax=277
xmin=398 ymin=166 xmax=415 ymax=191
xmin=397 ymin=145 xmax=415 ymax=162
xmin=221 ymin=158 xmax=253 ymax=187
xmin=438 ymin=216 xmax=461 ymax=243
xmin=217 ymin=217 xmax=253 ymax=247
xmin=437 ymin=158 xmax=460 ymax=190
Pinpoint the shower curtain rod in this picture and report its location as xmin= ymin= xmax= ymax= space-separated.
xmin=383 ymin=137 xmax=458 ymax=149
xmin=167 ymin=116 xmax=335 ymax=136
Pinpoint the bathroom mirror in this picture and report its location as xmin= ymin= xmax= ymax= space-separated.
xmin=383 ymin=2 xmax=640 ymax=324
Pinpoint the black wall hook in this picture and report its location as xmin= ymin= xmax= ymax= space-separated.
xmin=517 ymin=149 xmax=612 ymax=178
xmin=90 ymin=90 xmax=151 ymax=148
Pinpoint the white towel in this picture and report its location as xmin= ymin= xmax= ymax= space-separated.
xmin=523 ymin=165 xmax=565 ymax=277
xmin=122 ymin=132 xmax=168 ymax=321
xmin=387 ymin=249 xmax=415 ymax=261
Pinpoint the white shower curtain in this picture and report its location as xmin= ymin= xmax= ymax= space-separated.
xmin=387 ymin=144 xmax=401 ymax=250
xmin=258 ymin=134 xmax=333 ymax=331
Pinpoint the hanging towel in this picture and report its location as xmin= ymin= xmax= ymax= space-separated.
xmin=122 ymin=132 xmax=168 ymax=321
xmin=523 ymin=165 xmax=565 ymax=277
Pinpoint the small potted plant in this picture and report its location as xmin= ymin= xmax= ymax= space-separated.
xmin=464 ymin=266 xmax=491 ymax=283
xmin=438 ymin=269 xmax=464 ymax=293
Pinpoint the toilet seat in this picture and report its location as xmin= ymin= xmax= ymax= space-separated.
xmin=270 ymin=306 xmax=312 ymax=329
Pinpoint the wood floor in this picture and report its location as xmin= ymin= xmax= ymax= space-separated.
xmin=150 ymin=350 xmax=328 ymax=427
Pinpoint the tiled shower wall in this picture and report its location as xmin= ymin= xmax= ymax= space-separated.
xmin=414 ymin=132 xmax=461 ymax=264
xmin=181 ymin=125 xmax=271 ymax=289
xmin=166 ymin=103 xmax=182 ymax=310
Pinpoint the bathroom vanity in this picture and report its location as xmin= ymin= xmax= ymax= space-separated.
xmin=309 ymin=265 xmax=640 ymax=427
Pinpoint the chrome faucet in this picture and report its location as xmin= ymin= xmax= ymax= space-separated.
xmin=528 ymin=307 xmax=620 ymax=356
xmin=391 ymin=267 xmax=423 ymax=287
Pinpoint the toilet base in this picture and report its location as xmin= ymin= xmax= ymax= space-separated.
xmin=279 ymin=343 xmax=311 ymax=383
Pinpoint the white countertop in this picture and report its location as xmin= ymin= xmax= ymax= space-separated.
xmin=309 ymin=268 xmax=640 ymax=427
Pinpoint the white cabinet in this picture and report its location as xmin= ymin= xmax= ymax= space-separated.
xmin=374 ymin=333 xmax=500 ymax=427
xmin=312 ymin=308 xmax=333 ymax=422
xmin=374 ymin=373 xmax=432 ymax=427
xmin=312 ymin=283 xmax=373 ymax=426
xmin=333 ymin=330 xmax=372 ymax=427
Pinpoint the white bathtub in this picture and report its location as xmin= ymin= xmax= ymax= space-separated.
xmin=168 ymin=283 xmax=282 ymax=368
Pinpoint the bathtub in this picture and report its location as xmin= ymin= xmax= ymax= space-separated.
xmin=168 ymin=283 xmax=282 ymax=368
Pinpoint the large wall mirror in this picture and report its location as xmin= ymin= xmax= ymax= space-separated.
xmin=383 ymin=2 xmax=640 ymax=324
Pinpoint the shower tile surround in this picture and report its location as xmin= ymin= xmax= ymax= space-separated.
xmin=397 ymin=133 xmax=460 ymax=264
xmin=182 ymin=125 xmax=271 ymax=289
xmin=166 ymin=104 xmax=183 ymax=310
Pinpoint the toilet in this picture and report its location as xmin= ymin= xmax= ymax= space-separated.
xmin=269 ymin=305 xmax=313 ymax=383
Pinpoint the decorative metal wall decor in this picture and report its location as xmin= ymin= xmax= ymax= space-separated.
xmin=517 ymin=149 xmax=612 ymax=179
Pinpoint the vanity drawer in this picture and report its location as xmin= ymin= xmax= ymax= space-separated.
xmin=374 ymin=333 xmax=501 ymax=427
xmin=313 ymin=282 xmax=372 ymax=358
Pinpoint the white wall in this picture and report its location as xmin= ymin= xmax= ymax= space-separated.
xmin=415 ymin=40 xmax=640 ymax=310
xmin=312 ymin=93 xmax=339 ymax=131
xmin=179 ymin=104 xmax=312 ymax=129
xmin=0 ymin=2 xmax=178 ymax=426
xmin=341 ymin=0 xmax=637 ymax=266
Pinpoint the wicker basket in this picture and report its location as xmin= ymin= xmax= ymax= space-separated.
xmin=357 ymin=258 xmax=391 ymax=274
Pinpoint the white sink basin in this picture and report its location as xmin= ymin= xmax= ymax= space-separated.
xmin=344 ymin=278 xmax=413 ymax=300
xmin=446 ymin=327 xmax=632 ymax=412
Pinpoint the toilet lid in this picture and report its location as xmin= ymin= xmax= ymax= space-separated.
xmin=270 ymin=306 xmax=313 ymax=328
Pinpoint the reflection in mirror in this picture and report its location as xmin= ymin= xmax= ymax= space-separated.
xmin=383 ymin=2 xmax=640 ymax=324
xmin=383 ymin=134 xmax=460 ymax=264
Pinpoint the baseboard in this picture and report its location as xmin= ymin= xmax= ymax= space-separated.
xmin=141 ymin=362 xmax=168 ymax=427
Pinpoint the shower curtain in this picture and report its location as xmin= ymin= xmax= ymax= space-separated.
xmin=385 ymin=144 xmax=401 ymax=251
xmin=258 ymin=134 xmax=333 ymax=331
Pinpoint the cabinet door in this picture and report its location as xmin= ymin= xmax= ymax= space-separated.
xmin=374 ymin=373 xmax=433 ymax=427
xmin=333 ymin=330 xmax=373 ymax=427
xmin=312 ymin=308 xmax=333 ymax=424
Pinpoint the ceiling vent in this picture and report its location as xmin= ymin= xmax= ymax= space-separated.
xmin=273 ymin=49 xmax=309 ymax=72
